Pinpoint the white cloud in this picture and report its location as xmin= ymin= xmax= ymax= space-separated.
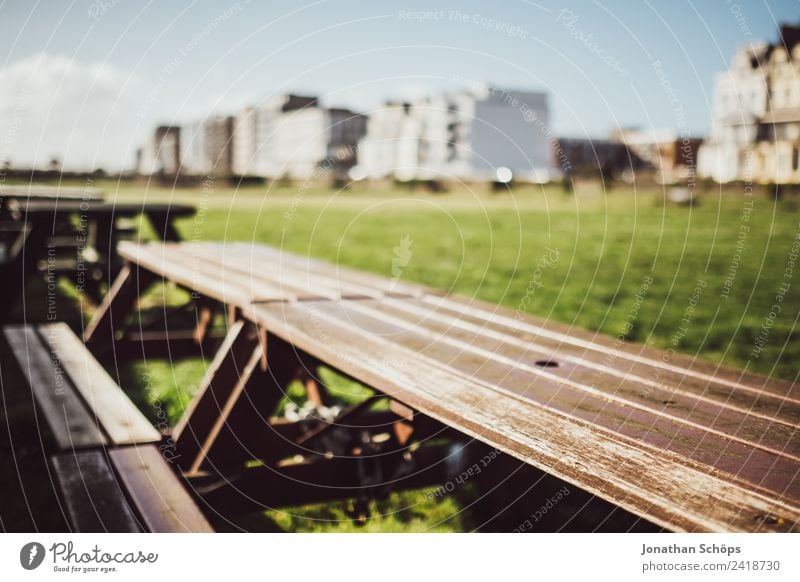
xmin=0 ymin=52 xmax=145 ymax=171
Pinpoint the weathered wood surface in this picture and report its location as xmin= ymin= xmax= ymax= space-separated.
xmin=0 ymin=184 xmax=103 ymax=203
xmin=4 ymin=325 xmax=107 ymax=449
xmin=51 ymin=450 xmax=141 ymax=532
xmin=4 ymin=323 xmax=160 ymax=448
xmin=118 ymin=241 xmax=800 ymax=532
xmin=109 ymin=445 xmax=213 ymax=532
xmin=11 ymin=200 xmax=194 ymax=217
xmin=5 ymin=322 xmax=211 ymax=532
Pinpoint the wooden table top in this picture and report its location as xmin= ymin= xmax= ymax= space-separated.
xmin=10 ymin=200 xmax=195 ymax=216
xmin=0 ymin=184 xmax=103 ymax=202
xmin=118 ymin=240 xmax=800 ymax=532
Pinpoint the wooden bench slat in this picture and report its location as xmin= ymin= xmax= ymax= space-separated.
xmin=39 ymin=323 xmax=161 ymax=446
xmin=51 ymin=450 xmax=141 ymax=532
xmin=249 ymin=300 xmax=800 ymax=532
xmin=109 ymin=445 xmax=213 ymax=532
xmin=313 ymin=299 xmax=799 ymax=501
xmin=3 ymin=325 xmax=107 ymax=449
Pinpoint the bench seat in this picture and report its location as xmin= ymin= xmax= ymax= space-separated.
xmin=3 ymin=323 xmax=212 ymax=532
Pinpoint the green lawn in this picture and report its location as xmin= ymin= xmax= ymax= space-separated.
xmin=5 ymin=178 xmax=796 ymax=532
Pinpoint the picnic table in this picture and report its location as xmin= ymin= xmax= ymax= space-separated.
xmin=84 ymin=240 xmax=800 ymax=532
xmin=0 ymin=184 xmax=103 ymax=264
xmin=0 ymin=197 xmax=194 ymax=310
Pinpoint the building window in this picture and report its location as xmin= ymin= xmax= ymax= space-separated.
xmin=793 ymin=148 xmax=799 ymax=172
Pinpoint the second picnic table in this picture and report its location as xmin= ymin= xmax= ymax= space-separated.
xmin=0 ymin=194 xmax=194 ymax=308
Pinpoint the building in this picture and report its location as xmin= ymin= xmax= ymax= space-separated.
xmin=612 ymin=128 xmax=701 ymax=183
xmin=354 ymin=86 xmax=555 ymax=182
xmin=232 ymin=94 xmax=365 ymax=179
xmin=138 ymin=95 xmax=364 ymax=179
xmin=181 ymin=116 xmax=235 ymax=176
xmin=204 ymin=116 xmax=235 ymax=175
xmin=555 ymin=131 xmax=700 ymax=183
xmin=698 ymin=25 xmax=800 ymax=184
xmin=555 ymin=137 xmax=645 ymax=178
xmin=327 ymin=108 xmax=367 ymax=174
xmin=150 ymin=125 xmax=181 ymax=175
xmin=354 ymin=102 xmax=424 ymax=181
xmin=137 ymin=117 xmax=234 ymax=177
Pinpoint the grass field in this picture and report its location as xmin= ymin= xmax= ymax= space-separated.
xmin=4 ymin=178 xmax=799 ymax=532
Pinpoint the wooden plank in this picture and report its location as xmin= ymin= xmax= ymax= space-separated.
xmin=193 ymin=297 xmax=218 ymax=344
xmin=187 ymin=239 xmax=798 ymax=405
xmin=51 ymin=450 xmax=141 ymax=532
xmin=115 ymin=329 xmax=226 ymax=360
xmin=116 ymin=243 xmax=259 ymax=305
xmin=0 ymin=184 xmax=103 ymax=201
xmin=138 ymin=242 xmax=330 ymax=302
xmin=185 ymin=245 xmax=385 ymax=300
xmin=177 ymin=248 xmax=310 ymax=301
xmin=208 ymin=241 xmax=427 ymax=299
xmin=3 ymin=325 xmax=106 ymax=450
xmin=40 ymin=323 xmax=160 ymax=446
xmin=249 ymin=300 xmax=800 ymax=532
xmin=109 ymin=445 xmax=213 ymax=532
xmin=120 ymin=241 xmax=425 ymax=302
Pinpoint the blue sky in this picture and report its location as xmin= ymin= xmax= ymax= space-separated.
xmin=0 ymin=0 xmax=798 ymax=170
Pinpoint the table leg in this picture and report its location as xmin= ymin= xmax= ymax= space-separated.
xmin=173 ymin=320 xmax=265 ymax=475
xmin=147 ymin=212 xmax=180 ymax=241
xmin=84 ymin=263 xmax=155 ymax=348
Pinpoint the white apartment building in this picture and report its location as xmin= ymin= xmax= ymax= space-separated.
xmin=697 ymin=43 xmax=769 ymax=183
xmin=232 ymin=95 xmax=365 ymax=179
xmin=356 ymin=102 xmax=424 ymax=181
xmin=698 ymin=25 xmax=800 ymax=184
xmin=180 ymin=121 xmax=207 ymax=175
xmin=355 ymin=86 xmax=554 ymax=182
